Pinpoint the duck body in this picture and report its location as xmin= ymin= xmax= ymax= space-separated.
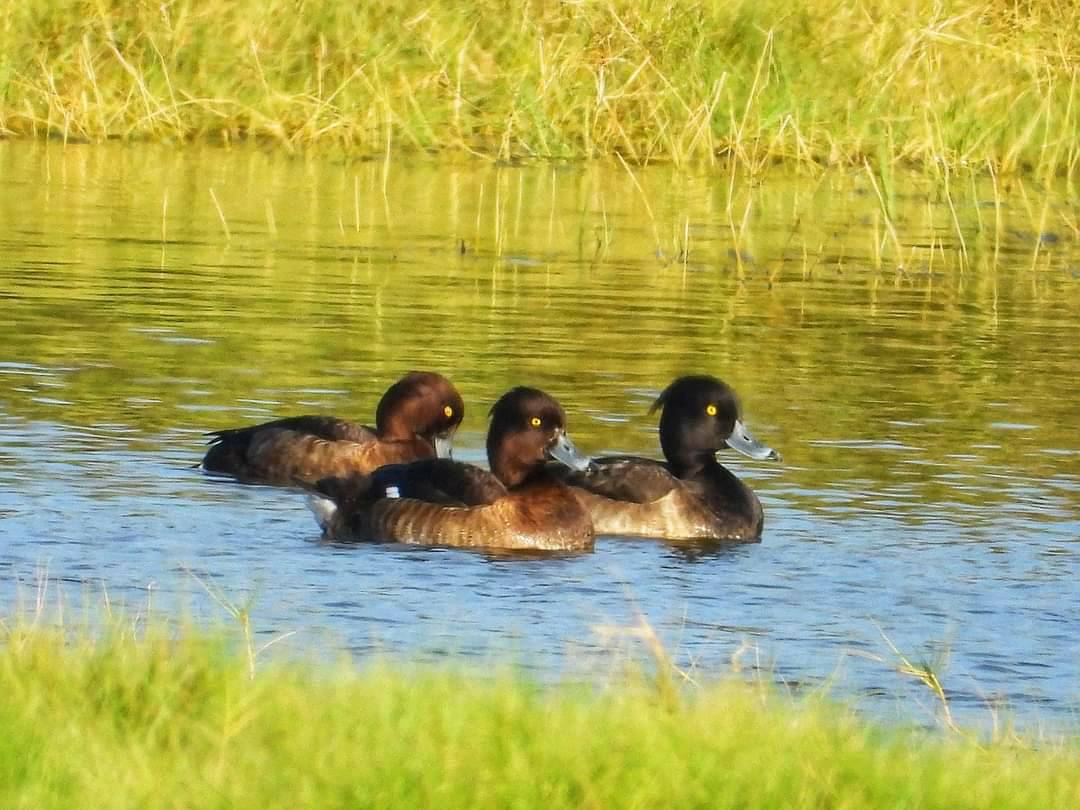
xmin=201 ymin=371 xmax=464 ymax=487
xmin=309 ymin=387 xmax=595 ymax=553
xmin=560 ymin=454 xmax=764 ymax=542
xmin=558 ymin=375 xmax=779 ymax=542
xmin=317 ymin=471 xmax=593 ymax=553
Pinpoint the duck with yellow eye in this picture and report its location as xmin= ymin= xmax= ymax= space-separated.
xmin=555 ymin=375 xmax=781 ymax=542
xmin=200 ymin=371 xmax=464 ymax=487
xmin=307 ymin=387 xmax=595 ymax=553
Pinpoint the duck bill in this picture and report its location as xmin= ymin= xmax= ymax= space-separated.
xmin=725 ymin=419 xmax=781 ymax=462
xmin=548 ymin=430 xmax=592 ymax=471
xmin=434 ymin=432 xmax=455 ymax=459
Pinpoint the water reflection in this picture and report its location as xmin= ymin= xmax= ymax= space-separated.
xmin=0 ymin=141 xmax=1077 ymax=731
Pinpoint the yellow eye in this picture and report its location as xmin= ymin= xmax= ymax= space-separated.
xmin=530 ymin=417 xmax=542 ymax=428
xmin=705 ymin=404 xmax=718 ymax=416
xmin=443 ymin=405 xmax=454 ymax=418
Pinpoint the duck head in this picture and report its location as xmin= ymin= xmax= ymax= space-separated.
xmin=650 ymin=375 xmax=780 ymax=474
xmin=375 ymin=371 xmax=465 ymax=457
xmin=487 ymin=387 xmax=591 ymax=488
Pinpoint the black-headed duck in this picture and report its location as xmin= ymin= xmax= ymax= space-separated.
xmin=201 ymin=371 xmax=464 ymax=486
xmin=308 ymin=387 xmax=595 ymax=553
xmin=557 ymin=375 xmax=780 ymax=542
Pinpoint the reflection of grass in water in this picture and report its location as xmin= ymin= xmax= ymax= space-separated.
xmin=2 ymin=0 xmax=1078 ymax=175
xmin=1 ymin=145 xmax=1077 ymax=520
xmin=3 ymin=586 xmax=1078 ymax=809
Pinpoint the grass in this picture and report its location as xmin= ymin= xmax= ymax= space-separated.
xmin=1 ymin=0 xmax=1078 ymax=176
xmin=1 ymin=607 xmax=1078 ymax=809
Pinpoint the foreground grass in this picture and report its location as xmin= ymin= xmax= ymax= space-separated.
xmin=1 ymin=1 xmax=1077 ymax=175
xmin=1 ymin=624 xmax=1077 ymax=809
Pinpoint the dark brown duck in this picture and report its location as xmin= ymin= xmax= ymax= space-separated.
xmin=557 ymin=375 xmax=781 ymax=542
xmin=200 ymin=371 xmax=464 ymax=486
xmin=308 ymin=387 xmax=595 ymax=553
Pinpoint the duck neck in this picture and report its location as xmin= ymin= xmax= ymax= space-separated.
xmin=701 ymin=458 xmax=763 ymax=532
xmin=377 ymin=410 xmax=418 ymax=442
xmin=664 ymin=445 xmax=715 ymax=480
xmin=488 ymin=440 xmax=541 ymax=490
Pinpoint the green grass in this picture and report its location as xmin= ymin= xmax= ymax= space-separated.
xmin=1 ymin=0 xmax=1078 ymax=176
xmin=1 ymin=618 xmax=1077 ymax=809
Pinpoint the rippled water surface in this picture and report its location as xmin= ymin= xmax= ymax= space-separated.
xmin=1 ymin=142 xmax=1077 ymax=730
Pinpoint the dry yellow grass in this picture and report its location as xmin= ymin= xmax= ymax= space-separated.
xmin=1 ymin=1 xmax=1077 ymax=175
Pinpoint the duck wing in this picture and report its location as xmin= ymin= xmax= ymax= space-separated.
xmin=319 ymin=459 xmax=508 ymax=508
xmin=202 ymin=417 xmax=408 ymax=485
xmin=373 ymin=459 xmax=508 ymax=506
xmin=207 ymin=415 xmax=375 ymax=446
xmin=555 ymin=455 xmax=681 ymax=504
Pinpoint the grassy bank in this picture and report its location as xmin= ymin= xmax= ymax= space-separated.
xmin=1 ymin=622 xmax=1077 ymax=809
xmin=1 ymin=1 xmax=1077 ymax=175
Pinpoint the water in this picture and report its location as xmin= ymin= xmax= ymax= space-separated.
xmin=1 ymin=142 xmax=1077 ymax=732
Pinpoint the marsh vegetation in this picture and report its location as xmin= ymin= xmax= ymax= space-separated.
xmin=2 ymin=0 xmax=1078 ymax=176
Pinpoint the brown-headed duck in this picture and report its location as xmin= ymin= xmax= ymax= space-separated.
xmin=307 ymin=386 xmax=595 ymax=553
xmin=557 ymin=375 xmax=780 ymax=542
xmin=200 ymin=371 xmax=464 ymax=486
